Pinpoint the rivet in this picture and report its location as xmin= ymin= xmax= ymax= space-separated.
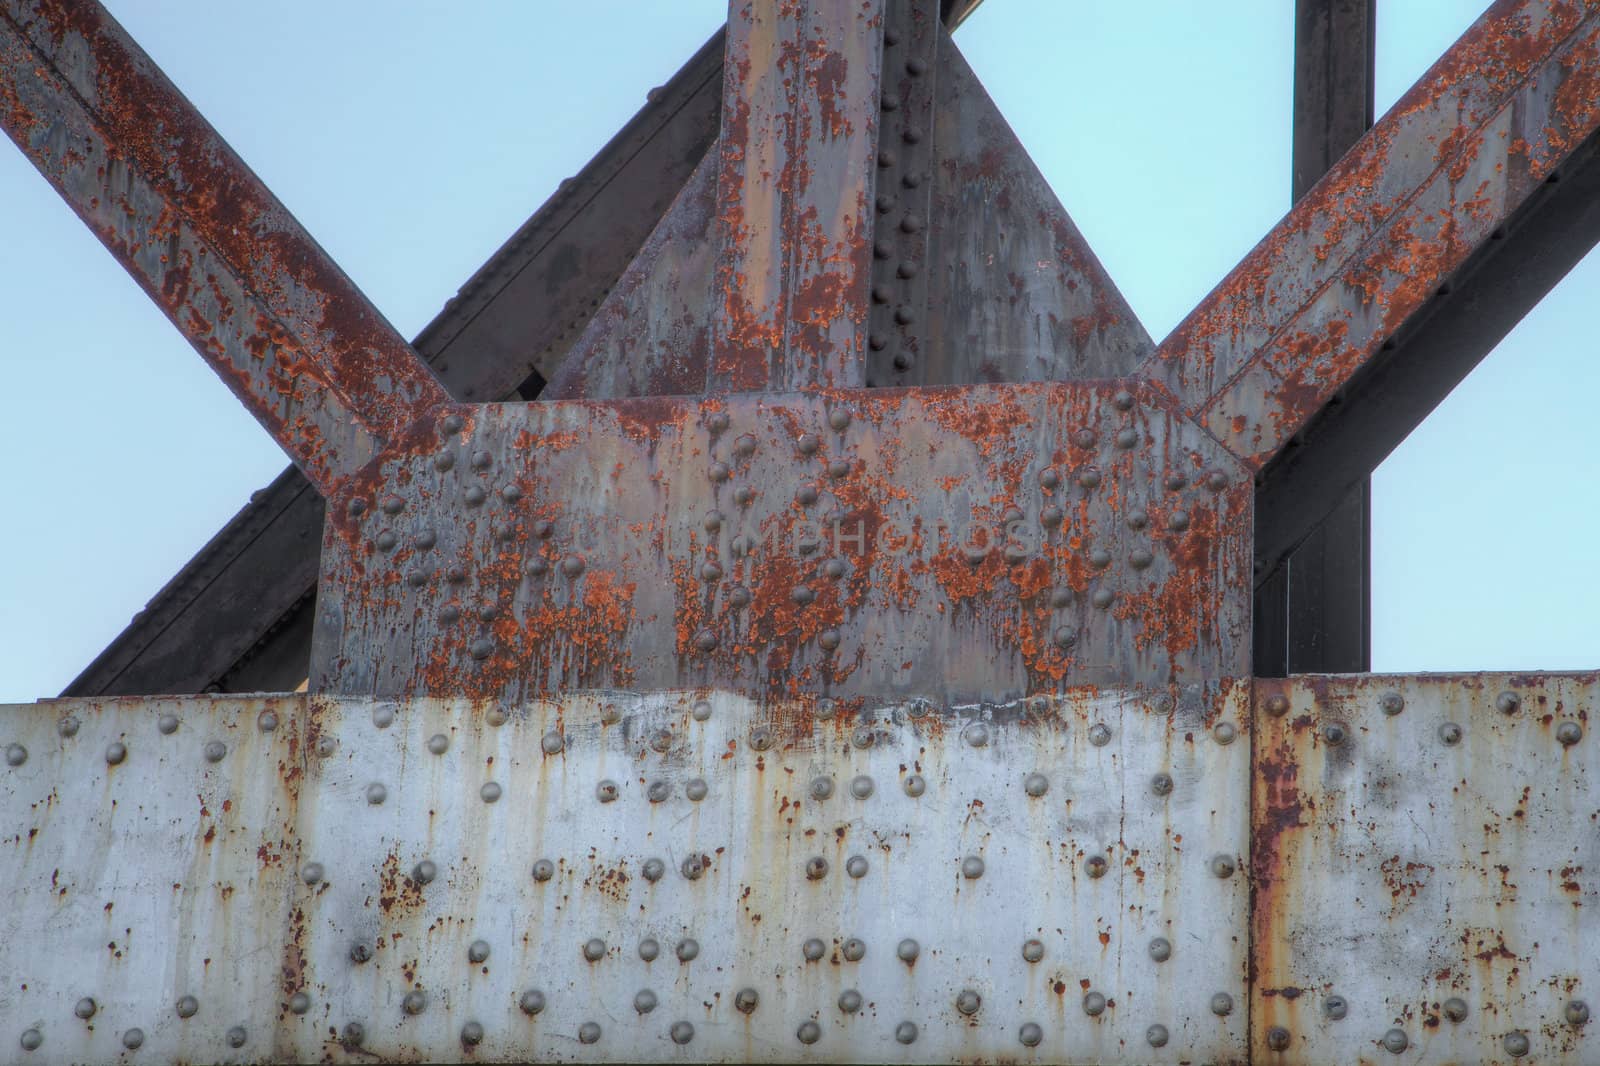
xmin=1504 ymin=1031 xmax=1530 ymax=1057
xmin=1214 ymin=722 xmax=1238 ymax=745
xmin=1039 ymin=467 xmax=1061 ymax=490
xmin=819 ymin=627 xmax=843 ymax=652
xmin=468 ymin=939 xmax=491 ymax=964
xmin=1322 ymin=721 xmax=1349 ymax=746
xmin=1088 ymin=723 xmax=1112 ymax=747
xmin=1567 ymin=999 xmax=1590 ymax=1025
xmin=896 ymin=1021 xmax=918 ymax=1044
xmin=1130 ymin=548 xmax=1154 ymax=570
xmin=558 ymin=554 xmax=585 ymax=579
xmin=692 ymin=699 xmax=713 ymax=721
xmin=1078 ymin=990 xmax=1105 ymax=1016
xmin=460 ymin=1021 xmax=484 ymax=1046
xmin=1379 ymin=690 xmax=1405 ymax=715
xmin=1019 ymin=1021 xmax=1043 ymax=1047
xmin=1265 ymin=693 xmax=1290 ymax=717
xmin=463 ymin=486 xmax=486 ymax=507
xmin=708 ymin=411 xmax=730 ymax=434
xmin=1151 ymin=771 xmax=1174 ymax=796
xmin=532 ymin=858 xmax=556 ymax=882
xmin=897 ymin=938 xmax=920 ymax=963
xmin=350 ymin=942 xmax=372 ymax=963
xmin=956 ymin=989 xmax=982 ymax=1016
xmin=669 ymin=1020 xmax=695 ymax=1045
xmin=316 ymin=736 xmax=336 ymax=757
xmin=578 ymin=1022 xmax=601 ymax=1044
xmin=341 ymin=1023 xmax=365 ymax=1048
xmin=1050 ymin=625 xmax=1079 ymax=651
xmin=1266 ymin=1025 xmax=1290 ymax=1051
xmin=751 ymin=725 xmax=775 ymax=751
xmin=299 ymin=861 xmax=325 ymax=885
xmin=518 ymin=990 xmax=546 ymax=1016
xmin=1022 ymin=938 xmax=1044 ymax=963
xmin=639 ymin=938 xmax=661 ymax=962
xmin=532 ymin=520 xmax=555 ymax=541
xmin=1167 ymin=509 xmax=1191 ymax=532
xmin=846 ymin=854 xmax=869 ymax=878
xmin=1149 ymin=936 xmax=1171 ymax=962
xmin=1204 ymin=471 xmax=1227 ymax=491
xmin=735 ymin=987 xmax=759 ymax=1013
xmin=365 ymin=782 xmax=387 ymax=805
xmin=288 ymin=993 xmax=310 ymax=1015
xmin=728 ymin=585 xmax=752 ymax=607
xmin=677 ymin=938 xmax=700 ymax=962
xmin=158 ymin=713 xmax=179 ymax=735
xmin=20 ymin=1029 xmax=41 ymax=1052
xmin=441 ymin=414 xmax=464 ymax=435
xmin=105 ymin=742 xmax=127 ymax=765
xmin=850 ymin=774 xmax=874 ymax=799
xmin=468 ymin=450 xmax=492 ymax=471
xmin=877 ymin=150 xmax=897 ymax=168
xmin=1114 ymin=428 xmax=1139 ymax=449
xmin=375 ymin=530 xmax=399 ymax=552
xmin=1147 ymin=1023 xmax=1169 ymax=1047
xmin=838 ymin=989 xmax=863 ymax=1014
xmin=596 ymin=780 xmax=619 ymax=803
xmin=1382 ymin=1028 xmax=1408 ymax=1054
xmin=965 ymin=722 xmax=990 ymax=747
xmin=176 ymin=995 xmax=199 ymax=1018
xmin=903 ymin=773 xmax=926 ymax=797
xmin=403 ymin=990 xmax=427 ymax=1016
xmin=480 ymin=781 xmax=502 ymax=804
xmin=1078 ymin=467 xmax=1102 ymax=489
xmin=433 ymin=452 xmax=455 ymax=472
xmin=803 ymin=938 xmax=826 ymax=961
xmin=797 ymin=1020 xmax=821 ymax=1044
xmin=795 ymin=433 xmax=821 ymax=457
xmin=583 ymin=937 xmax=606 ymax=962
xmin=1211 ymin=853 xmax=1236 ymax=878
xmin=348 ymin=497 xmax=369 ymax=516
xmin=1092 ymin=588 xmax=1115 ymax=609
xmin=686 ymin=777 xmax=708 ymax=801
xmin=734 ymin=486 xmax=755 ymax=506
xmin=646 ymin=779 xmax=669 ymax=803
xmin=1085 ymin=854 xmax=1108 ymax=878
xmin=1039 ymin=504 xmax=1065 ymax=529
xmin=379 ymin=494 xmax=405 ymax=517
xmin=447 ymin=565 xmax=468 ymax=585
xmin=1024 ymin=772 xmax=1049 ymax=797
xmin=1496 ymin=690 xmax=1521 ymax=714
xmin=1088 ymin=547 xmax=1112 ymax=569
xmin=792 ymin=585 xmax=816 ymax=606
xmin=72 ymin=997 xmax=96 ymax=1020
xmin=961 ymin=855 xmax=985 ymax=879
xmin=468 ymin=637 xmax=494 ymax=661
xmin=637 ymin=989 xmax=663 ymax=1014
xmin=4 ymin=743 xmax=25 ymax=767
xmin=122 ymin=1029 xmax=144 ymax=1049
xmin=806 ymin=855 xmax=830 ymax=880
xmin=1325 ymin=994 xmax=1347 ymax=1019
xmin=1443 ymin=996 xmax=1468 ymax=1022
xmin=201 ymin=740 xmax=227 ymax=763
xmin=600 ymin=703 xmax=621 ymax=725
xmin=1211 ymin=992 xmax=1234 ymax=1016
xmin=842 ymin=937 xmax=866 ymax=962
xmin=1558 ymin=721 xmax=1583 ymax=746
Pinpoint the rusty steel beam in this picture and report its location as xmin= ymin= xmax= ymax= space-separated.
xmin=1253 ymin=0 xmax=1375 ymax=677
xmin=1145 ymin=0 xmax=1600 ymax=484
xmin=707 ymin=0 xmax=885 ymax=391
xmin=0 ymin=0 xmax=449 ymax=496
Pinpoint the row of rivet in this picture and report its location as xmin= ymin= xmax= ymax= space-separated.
xmin=1260 ymin=689 xmax=1583 ymax=746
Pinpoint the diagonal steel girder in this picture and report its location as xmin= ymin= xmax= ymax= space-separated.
xmin=1144 ymin=0 xmax=1600 ymax=480
xmin=0 ymin=0 xmax=449 ymax=497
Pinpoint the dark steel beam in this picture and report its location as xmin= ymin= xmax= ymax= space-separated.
xmin=1254 ymin=0 xmax=1375 ymax=676
xmin=1145 ymin=0 xmax=1600 ymax=474
xmin=0 ymin=0 xmax=448 ymax=496
xmin=706 ymin=0 xmax=884 ymax=392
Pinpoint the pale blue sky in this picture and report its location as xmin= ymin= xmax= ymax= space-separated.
xmin=0 ymin=2 xmax=1593 ymax=701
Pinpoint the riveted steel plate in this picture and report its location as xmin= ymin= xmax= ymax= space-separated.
xmin=1252 ymin=674 xmax=1600 ymax=1065
xmin=312 ymin=382 xmax=1252 ymax=702
xmin=2 ymin=686 xmax=1250 ymax=1063
xmin=0 ymin=696 xmax=303 ymax=1064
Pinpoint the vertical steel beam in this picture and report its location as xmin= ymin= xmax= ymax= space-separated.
xmin=0 ymin=0 xmax=448 ymax=496
xmin=1255 ymin=0 xmax=1374 ymax=676
xmin=707 ymin=0 xmax=886 ymax=392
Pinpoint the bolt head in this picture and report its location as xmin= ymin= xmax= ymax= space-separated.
xmin=1325 ymin=994 xmax=1347 ymax=1020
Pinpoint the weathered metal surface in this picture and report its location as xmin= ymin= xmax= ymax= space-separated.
xmin=1146 ymin=0 xmax=1600 ymax=469
xmin=910 ymin=33 xmax=1154 ymax=385
xmin=708 ymin=0 xmax=885 ymax=392
xmin=544 ymin=152 xmax=720 ymax=401
xmin=1 ymin=686 xmax=1249 ymax=1063
xmin=0 ymin=0 xmax=448 ymax=496
xmin=0 ymin=696 xmax=303 ymax=1063
xmin=1252 ymin=674 xmax=1599 ymax=1064
xmin=310 ymin=383 xmax=1252 ymax=702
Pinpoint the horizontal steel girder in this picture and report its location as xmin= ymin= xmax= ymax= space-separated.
xmin=0 ymin=0 xmax=448 ymax=497
xmin=1 ymin=674 xmax=1593 ymax=1063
